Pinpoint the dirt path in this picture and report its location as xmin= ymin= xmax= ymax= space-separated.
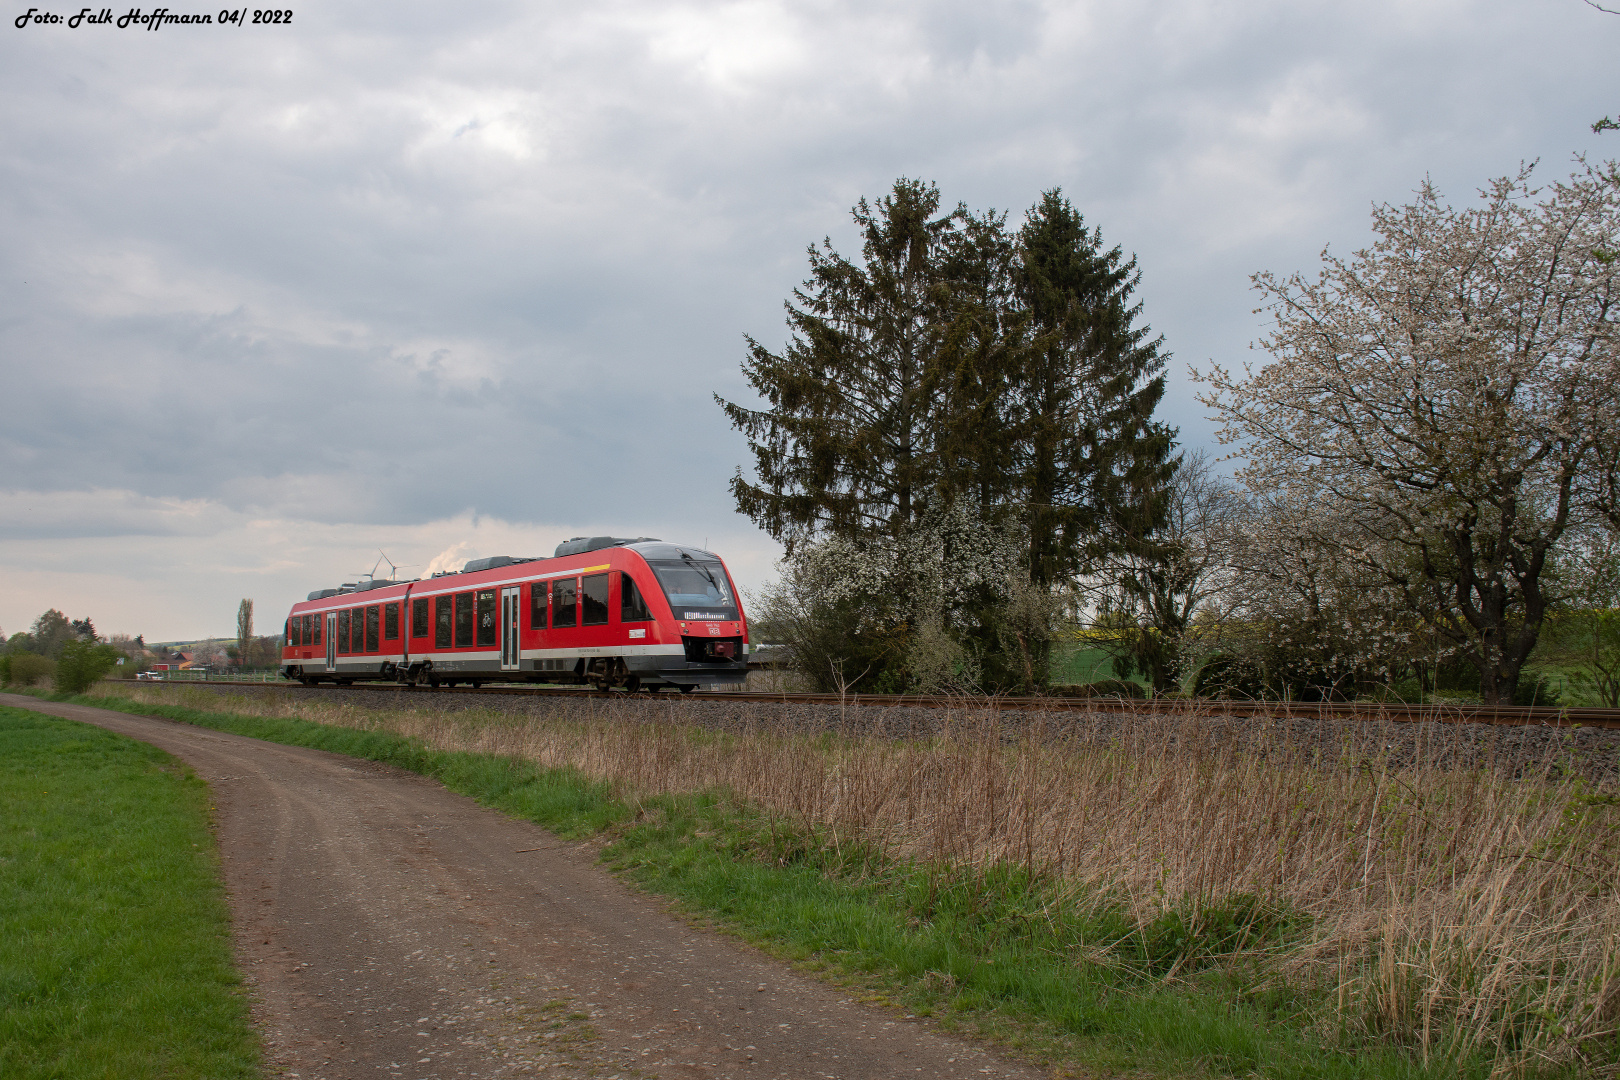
xmin=3 ymin=695 xmax=1045 ymax=1080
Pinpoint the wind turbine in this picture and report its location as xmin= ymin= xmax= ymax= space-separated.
xmin=361 ymin=550 xmax=416 ymax=583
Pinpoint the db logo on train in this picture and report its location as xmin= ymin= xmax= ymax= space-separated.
xmin=706 ymin=624 xmax=722 ymax=636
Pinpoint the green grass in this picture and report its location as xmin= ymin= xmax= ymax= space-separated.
xmin=0 ymin=706 xmax=262 ymax=1080
xmin=1049 ymin=644 xmax=1114 ymax=684
xmin=1049 ymin=644 xmax=1157 ymax=690
xmin=22 ymin=688 xmax=1530 ymax=1080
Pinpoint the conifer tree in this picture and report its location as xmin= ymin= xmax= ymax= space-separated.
xmin=726 ymin=181 xmax=1178 ymax=692
xmin=718 ymin=179 xmax=965 ymax=554
xmin=1012 ymin=191 xmax=1175 ymax=589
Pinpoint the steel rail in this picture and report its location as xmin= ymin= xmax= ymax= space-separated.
xmin=165 ymin=680 xmax=1620 ymax=729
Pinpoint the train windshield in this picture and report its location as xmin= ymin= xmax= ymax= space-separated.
xmin=647 ymin=558 xmax=738 ymax=620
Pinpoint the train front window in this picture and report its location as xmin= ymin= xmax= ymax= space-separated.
xmin=581 ymin=574 xmax=609 ymax=626
xmin=620 ymin=573 xmax=652 ymax=622
xmin=648 ymin=558 xmax=737 ymax=620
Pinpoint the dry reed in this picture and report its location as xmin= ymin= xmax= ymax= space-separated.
xmin=97 ymin=683 xmax=1620 ymax=1070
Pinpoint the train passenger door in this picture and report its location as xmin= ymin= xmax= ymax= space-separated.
xmin=500 ymin=586 xmax=520 ymax=671
xmin=325 ymin=613 xmax=337 ymax=672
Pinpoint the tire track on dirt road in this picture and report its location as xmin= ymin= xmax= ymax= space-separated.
xmin=3 ymin=694 xmax=1046 ymax=1080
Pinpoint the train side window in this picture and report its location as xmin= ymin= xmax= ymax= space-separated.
xmin=285 ymin=619 xmax=292 ymax=646
xmin=338 ymin=609 xmax=351 ymax=653
xmin=582 ymin=574 xmax=609 ymax=626
xmin=366 ymin=606 xmax=380 ymax=652
xmin=454 ymin=591 xmax=475 ymax=647
xmin=307 ymin=614 xmax=317 ymax=644
xmin=435 ymin=597 xmax=452 ymax=648
xmin=553 ymin=578 xmax=577 ymax=627
xmin=530 ymin=582 xmax=547 ymax=630
xmin=312 ymin=614 xmax=322 ymax=646
xmin=411 ymin=597 xmax=429 ymax=639
xmin=384 ymin=602 xmax=400 ymax=641
xmin=620 ymin=573 xmax=653 ymax=622
xmin=351 ymin=610 xmax=364 ymax=652
xmin=291 ymin=617 xmax=303 ymax=646
xmin=476 ymin=590 xmax=496 ymax=646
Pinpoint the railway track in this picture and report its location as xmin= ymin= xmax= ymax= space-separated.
xmin=164 ymin=680 xmax=1620 ymax=729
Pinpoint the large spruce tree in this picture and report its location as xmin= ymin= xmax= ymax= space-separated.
xmin=723 ymin=181 xmax=1176 ymax=691
xmin=1012 ymin=190 xmax=1175 ymax=589
xmin=718 ymin=179 xmax=967 ymax=553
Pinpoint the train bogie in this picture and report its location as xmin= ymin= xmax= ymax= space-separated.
xmin=280 ymin=538 xmax=749 ymax=691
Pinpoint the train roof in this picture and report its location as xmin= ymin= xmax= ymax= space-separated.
xmin=289 ymin=539 xmax=730 ymax=610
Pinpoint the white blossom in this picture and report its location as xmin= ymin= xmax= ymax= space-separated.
xmin=1197 ymin=159 xmax=1620 ymax=701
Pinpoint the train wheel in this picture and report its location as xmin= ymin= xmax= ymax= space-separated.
xmin=624 ymin=675 xmax=642 ymax=693
xmin=678 ymin=683 xmax=695 ymax=693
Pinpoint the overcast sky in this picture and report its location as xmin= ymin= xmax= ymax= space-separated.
xmin=1 ymin=0 xmax=1616 ymax=642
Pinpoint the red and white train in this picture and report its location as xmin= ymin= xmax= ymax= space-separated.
xmin=279 ymin=537 xmax=748 ymax=691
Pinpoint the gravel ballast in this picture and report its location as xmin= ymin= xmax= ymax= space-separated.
xmin=153 ymin=682 xmax=1620 ymax=780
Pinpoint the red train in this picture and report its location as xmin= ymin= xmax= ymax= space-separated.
xmin=279 ymin=537 xmax=748 ymax=691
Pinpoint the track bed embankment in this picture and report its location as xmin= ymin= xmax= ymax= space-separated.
xmin=176 ymin=682 xmax=1620 ymax=779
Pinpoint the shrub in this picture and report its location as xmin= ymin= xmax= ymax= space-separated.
xmin=53 ymin=641 xmax=124 ymax=694
xmin=1191 ymin=654 xmax=1266 ymax=699
xmin=1513 ymin=671 xmax=1562 ymax=707
xmin=1423 ymin=662 xmax=1562 ymax=706
xmin=5 ymin=652 xmax=56 ymax=688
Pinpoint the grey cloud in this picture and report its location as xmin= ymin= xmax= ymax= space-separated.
xmin=2 ymin=0 xmax=1618 ymax=633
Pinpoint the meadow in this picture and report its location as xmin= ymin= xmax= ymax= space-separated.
xmin=0 ymin=706 xmax=261 ymax=1079
xmin=62 ymin=681 xmax=1620 ymax=1079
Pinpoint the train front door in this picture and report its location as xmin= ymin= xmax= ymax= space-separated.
xmin=500 ymin=586 xmax=520 ymax=671
xmin=325 ymin=612 xmax=337 ymax=672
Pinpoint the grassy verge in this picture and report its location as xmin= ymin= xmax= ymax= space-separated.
xmin=0 ymin=706 xmax=262 ymax=1079
xmin=19 ymin=687 xmax=1551 ymax=1080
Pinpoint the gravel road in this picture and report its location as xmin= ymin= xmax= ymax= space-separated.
xmin=3 ymin=693 xmax=1045 ymax=1080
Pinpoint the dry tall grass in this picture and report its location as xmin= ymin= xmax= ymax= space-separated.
xmin=98 ymin=683 xmax=1620 ymax=1070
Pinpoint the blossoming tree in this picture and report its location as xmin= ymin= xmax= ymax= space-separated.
xmin=1200 ymin=160 xmax=1620 ymax=703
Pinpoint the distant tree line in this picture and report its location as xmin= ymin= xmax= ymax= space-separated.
xmin=729 ymin=164 xmax=1620 ymax=704
xmin=1 ymin=609 xmax=130 ymax=692
xmin=2 ymin=599 xmax=283 ymax=692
